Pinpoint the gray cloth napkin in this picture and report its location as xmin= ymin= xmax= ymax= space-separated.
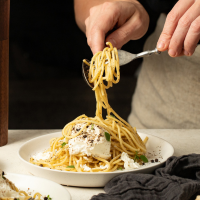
xmin=91 ymin=154 xmax=200 ymax=200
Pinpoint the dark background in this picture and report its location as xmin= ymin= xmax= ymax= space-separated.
xmin=9 ymin=0 xmax=159 ymax=129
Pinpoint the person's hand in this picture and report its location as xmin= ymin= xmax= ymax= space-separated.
xmin=157 ymin=0 xmax=200 ymax=57
xmin=85 ymin=1 xmax=149 ymax=54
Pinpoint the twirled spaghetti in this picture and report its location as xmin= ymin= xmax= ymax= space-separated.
xmin=30 ymin=42 xmax=147 ymax=172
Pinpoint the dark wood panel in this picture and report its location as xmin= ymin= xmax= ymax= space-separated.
xmin=0 ymin=0 xmax=10 ymax=146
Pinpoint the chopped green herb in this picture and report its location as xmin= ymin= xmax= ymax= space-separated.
xmin=110 ymin=114 xmax=115 ymax=118
xmin=47 ymin=195 xmax=52 ymax=200
xmin=117 ymin=167 xmax=123 ymax=170
xmin=66 ymin=165 xmax=75 ymax=168
xmin=104 ymin=132 xmax=110 ymax=142
xmin=134 ymin=151 xmax=140 ymax=162
xmin=61 ymin=142 xmax=67 ymax=148
xmin=140 ymin=155 xmax=148 ymax=163
xmin=134 ymin=151 xmax=148 ymax=163
xmin=2 ymin=174 xmax=5 ymax=180
xmin=91 ymin=124 xmax=94 ymax=130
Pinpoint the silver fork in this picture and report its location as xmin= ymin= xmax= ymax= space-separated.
xmin=82 ymin=47 xmax=161 ymax=88
xmin=117 ymin=47 xmax=160 ymax=66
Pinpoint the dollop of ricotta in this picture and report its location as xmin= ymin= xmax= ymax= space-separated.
xmin=68 ymin=123 xmax=111 ymax=159
xmin=121 ymin=152 xmax=140 ymax=170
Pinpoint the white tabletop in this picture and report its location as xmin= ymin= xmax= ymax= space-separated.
xmin=0 ymin=129 xmax=200 ymax=200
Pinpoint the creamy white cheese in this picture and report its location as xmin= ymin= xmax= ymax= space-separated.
xmin=32 ymin=151 xmax=52 ymax=161
xmin=121 ymin=152 xmax=140 ymax=170
xmin=80 ymin=164 xmax=91 ymax=171
xmin=68 ymin=123 xmax=111 ymax=159
xmin=0 ymin=169 xmax=26 ymax=199
xmin=100 ymin=165 xmax=108 ymax=169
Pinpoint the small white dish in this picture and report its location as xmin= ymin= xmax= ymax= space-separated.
xmin=5 ymin=173 xmax=71 ymax=199
xmin=19 ymin=132 xmax=174 ymax=187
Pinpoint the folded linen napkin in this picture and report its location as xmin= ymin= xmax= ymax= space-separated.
xmin=91 ymin=154 xmax=200 ymax=200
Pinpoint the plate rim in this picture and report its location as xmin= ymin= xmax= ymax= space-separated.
xmin=18 ymin=131 xmax=174 ymax=175
xmin=5 ymin=172 xmax=71 ymax=199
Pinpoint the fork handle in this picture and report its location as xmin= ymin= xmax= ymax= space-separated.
xmin=136 ymin=48 xmax=161 ymax=59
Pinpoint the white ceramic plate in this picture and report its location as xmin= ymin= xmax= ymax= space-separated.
xmin=5 ymin=173 xmax=71 ymax=199
xmin=19 ymin=132 xmax=174 ymax=187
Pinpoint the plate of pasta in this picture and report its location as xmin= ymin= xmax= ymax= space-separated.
xmin=18 ymin=131 xmax=174 ymax=187
xmin=19 ymin=42 xmax=173 ymax=187
xmin=1 ymin=170 xmax=71 ymax=199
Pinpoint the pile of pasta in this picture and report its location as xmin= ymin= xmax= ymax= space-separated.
xmin=30 ymin=42 xmax=147 ymax=172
